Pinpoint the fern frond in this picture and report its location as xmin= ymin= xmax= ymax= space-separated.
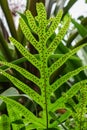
xmin=36 ymin=3 xmax=47 ymax=28
xmin=0 ymin=96 xmax=45 ymax=128
xmin=0 ymin=69 xmax=43 ymax=107
xmin=47 ymin=18 xmax=70 ymax=55
xmin=74 ymin=83 xmax=87 ymax=129
xmin=50 ymin=110 xmax=72 ymax=128
xmin=46 ymin=10 xmax=63 ymax=39
xmin=9 ymin=37 xmax=40 ymax=69
xmin=0 ymin=114 xmax=10 ymax=130
xmin=0 ymin=3 xmax=87 ymax=129
xmin=26 ymin=10 xmax=38 ymax=33
xmin=50 ymin=80 xmax=87 ymax=112
xmin=19 ymin=18 xmax=39 ymax=52
xmin=0 ymin=61 xmax=41 ymax=87
xmin=7 ymin=104 xmax=24 ymax=130
xmin=48 ymin=43 xmax=87 ymax=76
xmin=48 ymin=65 xmax=87 ymax=94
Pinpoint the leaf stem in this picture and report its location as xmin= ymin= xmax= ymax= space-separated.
xmin=0 ymin=31 xmax=13 ymax=61
xmin=0 ymin=0 xmax=18 ymax=40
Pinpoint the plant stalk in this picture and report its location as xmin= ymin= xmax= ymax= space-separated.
xmin=0 ymin=0 xmax=18 ymax=40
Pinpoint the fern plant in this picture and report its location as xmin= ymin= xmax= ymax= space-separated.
xmin=0 ymin=114 xmax=10 ymax=130
xmin=0 ymin=3 xmax=87 ymax=130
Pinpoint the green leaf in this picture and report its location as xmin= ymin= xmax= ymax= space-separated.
xmin=19 ymin=18 xmax=39 ymax=52
xmin=47 ymin=18 xmax=71 ymax=55
xmin=72 ymin=19 xmax=87 ymax=37
xmin=7 ymin=104 xmax=24 ymax=130
xmin=48 ymin=43 xmax=87 ymax=76
xmin=36 ymin=3 xmax=47 ymax=28
xmin=48 ymin=65 xmax=87 ymax=94
xmin=0 ymin=96 xmax=45 ymax=128
xmin=0 ymin=61 xmax=41 ymax=87
xmin=0 ymin=114 xmax=10 ymax=130
xmin=46 ymin=10 xmax=63 ymax=39
xmin=0 ymin=69 xmax=43 ymax=107
xmin=9 ymin=37 xmax=40 ymax=69
xmin=26 ymin=10 xmax=38 ymax=33
xmin=50 ymin=79 xmax=87 ymax=112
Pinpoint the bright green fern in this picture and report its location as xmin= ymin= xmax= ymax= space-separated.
xmin=0 ymin=114 xmax=10 ymax=130
xmin=0 ymin=3 xmax=87 ymax=130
